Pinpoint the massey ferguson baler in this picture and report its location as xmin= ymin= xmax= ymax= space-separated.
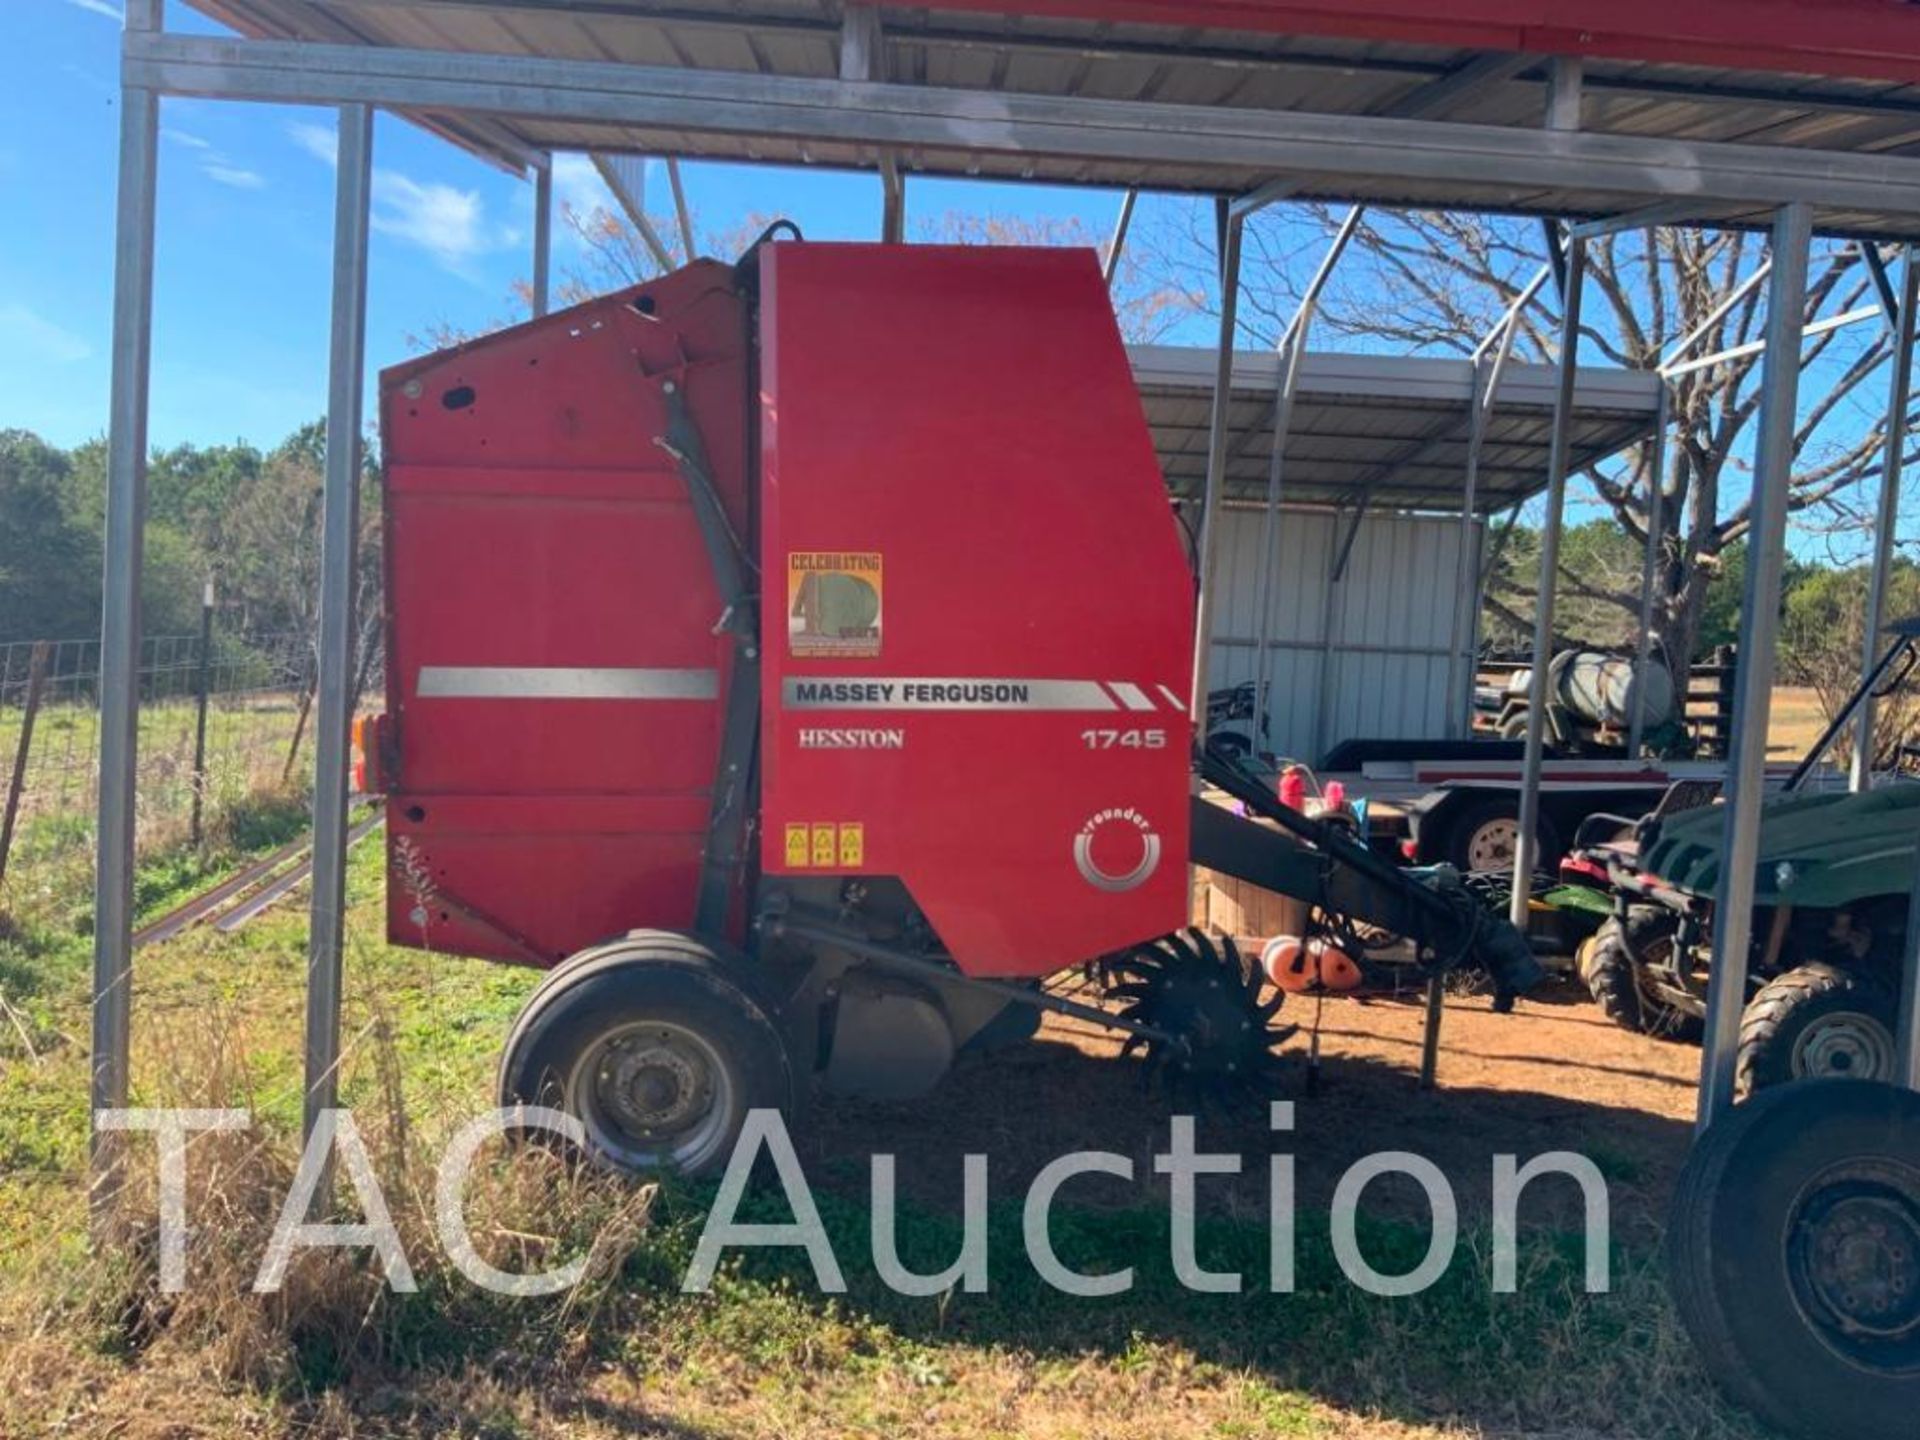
xmin=366 ymin=236 xmax=1538 ymax=1175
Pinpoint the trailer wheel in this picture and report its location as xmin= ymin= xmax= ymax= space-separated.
xmin=1737 ymin=963 xmax=1898 ymax=1095
xmin=1581 ymin=906 xmax=1703 ymax=1041
xmin=1667 ymin=1080 xmax=1920 ymax=1440
xmin=1438 ymin=794 xmax=1562 ymax=874
xmin=498 ymin=931 xmax=792 ymax=1178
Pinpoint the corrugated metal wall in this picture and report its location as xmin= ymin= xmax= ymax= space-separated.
xmin=1204 ymin=506 xmax=1481 ymax=763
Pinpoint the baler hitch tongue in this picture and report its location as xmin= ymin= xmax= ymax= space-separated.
xmin=1194 ymin=749 xmax=1547 ymax=1009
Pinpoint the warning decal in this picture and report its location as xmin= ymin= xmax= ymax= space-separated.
xmin=788 ymin=551 xmax=883 ymax=658
xmin=781 ymin=820 xmax=867 ymax=870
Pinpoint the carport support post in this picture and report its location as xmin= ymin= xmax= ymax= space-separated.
xmin=1850 ymin=244 xmax=1918 ymax=791
xmin=531 ymin=157 xmax=552 ymax=318
xmin=301 ymin=103 xmax=373 ymax=1213
xmin=1190 ymin=208 xmax=1244 ymax=732
xmin=1697 ymin=202 xmax=1814 ymax=1131
xmin=1902 ymin=855 xmax=1920 ymax=1090
xmin=89 ymin=0 xmax=162 ymax=1230
xmin=1628 ymin=383 xmax=1670 ymax=758
xmin=1508 ymin=236 xmax=1587 ymax=930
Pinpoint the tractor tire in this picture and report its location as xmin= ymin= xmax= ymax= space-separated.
xmin=498 ymin=930 xmax=793 ymax=1178
xmin=1581 ymin=906 xmax=1703 ymax=1042
xmin=1736 ymin=962 xmax=1900 ymax=1096
xmin=1439 ymin=794 xmax=1562 ymax=875
xmin=1666 ymin=1080 xmax=1920 ymax=1440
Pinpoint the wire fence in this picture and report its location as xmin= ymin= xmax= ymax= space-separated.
xmin=0 ymin=629 xmax=325 ymax=915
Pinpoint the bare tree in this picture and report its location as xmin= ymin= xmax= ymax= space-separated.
xmin=1136 ymin=204 xmax=1917 ymax=669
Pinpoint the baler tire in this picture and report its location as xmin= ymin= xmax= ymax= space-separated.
xmin=1737 ymin=962 xmax=1899 ymax=1096
xmin=1582 ymin=907 xmax=1702 ymax=1042
xmin=498 ymin=931 xmax=793 ymax=1179
xmin=1665 ymin=1080 xmax=1920 ymax=1440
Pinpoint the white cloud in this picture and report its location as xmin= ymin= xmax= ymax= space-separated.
xmin=61 ymin=0 xmax=124 ymax=20
xmin=552 ymin=153 xmax=616 ymax=217
xmin=166 ymin=127 xmax=266 ymax=191
xmin=373 ymin=172 xmax=488 ymax=272
xmin=288 ymin=120 xmax=338 ymax=167
xmin=0 ymin=304 xmax=92 ymax=364
xmin=204 ymin=164 xmax=266 ymax=190
xmin=287 ymin=118 xmax=503 ymax=278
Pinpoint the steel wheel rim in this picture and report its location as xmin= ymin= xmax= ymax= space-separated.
xmin=1466 ymin=818 xmax=1520 ymax=871
xmin=1792 ymin=1009 xmax=1896 ymax=1081
xmin=1786 ymin=1161 xmax=1920 ymax=1374
xmin=567 ymin=1019 xmax=736 ymax=1173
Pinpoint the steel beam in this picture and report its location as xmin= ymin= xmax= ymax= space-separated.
xmin=1569 ymin=199 xmax=1713 ymax=241
xmin=879 ymin=152 xmax=904 ymax=244
xmin=666 ymin=156 xmax=696 ymax=260
xmin=122 ymin=34 xmax=1920 ymax=231
xmin=1661 ymin=260 xmax=1772 ymax=372
xmin=1864 ymin=242 xmax=1902 ymax=325
xmin=1190 ymin=211 xmax=1244 ymax=731
xmin=1698 ymin=202 xmax=1815 ymax=1131
xmin=90 ymin=0 xmax=163 ymax=1227
xmin=1628 ymin=383 xmax=1671 ymax=757
xmin=301 ymin=103 xmax=374 ymax=1213
xmin=1383 ymin=51 xmax=1535 ymax=122
xmin=1510 ymin=236 xmax=1587 ymax=930
xmin=1852 ymin=244 xmax=1919 ymax=790
xmin=1662 ymin=304 xmax=1884 ymax=381
xmin=1546 ymin=56 xmax=1583 ymax=132
xmin=1452 ymin=319 xmax=1522 ymax=735
xmin=530 ymin=157 xmax=552 ymax=317
xmin=1102 ymin=187 xmax=1137 ymax=289
xmin=1240 ymin=204 xmax=1362 ymax=735
xmin=1470 ymin=262 xmax=1552 ymax=362
xmin=591 ymin=153 xmax=673 ymax=270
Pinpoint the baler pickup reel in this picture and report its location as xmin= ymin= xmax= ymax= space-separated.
xmin=1193 ymin=748 xmax=1547 ymax=1012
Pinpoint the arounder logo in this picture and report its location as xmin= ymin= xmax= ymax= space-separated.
xmin=1073 ymin=807 xmax=1161 ymax=892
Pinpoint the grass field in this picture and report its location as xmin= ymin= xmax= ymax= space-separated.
xmin=0 ymin=808 xmax=1782 ymax=1440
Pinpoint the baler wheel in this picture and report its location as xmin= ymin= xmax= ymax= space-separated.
xmin=1101 ymin=930 xmax=1295 ymax=1099
xmin=498 ymin=931 xmax=792 ymax=1179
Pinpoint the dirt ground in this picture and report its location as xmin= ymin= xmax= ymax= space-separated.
xmin=814 ymin=973 xmax=1699 ymax=1243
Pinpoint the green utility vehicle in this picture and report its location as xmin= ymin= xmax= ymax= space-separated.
xmin=1581 ymin=618 xmax=1920 ymax=1091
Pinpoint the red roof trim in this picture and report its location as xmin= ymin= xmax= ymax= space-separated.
xmin=886 ymin=2 xmax=1920 ymax=87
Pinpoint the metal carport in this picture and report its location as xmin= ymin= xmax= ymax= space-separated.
xmin=1133 ymin=343 xmax=1661 ymax=754
xmin=91 ymin=1 xmax=1920 ymax=1250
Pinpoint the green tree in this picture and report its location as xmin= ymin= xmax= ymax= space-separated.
xmin=0 ymin=429 xmax=98 ymax=641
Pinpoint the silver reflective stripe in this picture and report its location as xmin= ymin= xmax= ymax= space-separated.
xmin=418 ymin=666 xmax=719 ymax=700
xmin=1108 ymin=681 xmax=1156 ymax=712
xmin=782 ymin=677 xmax=1118 ymax=711
xmin=1156 ymin=685 xmax=1187 ymax=713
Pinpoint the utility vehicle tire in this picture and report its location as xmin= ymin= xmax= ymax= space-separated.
xmin=1666 ymin=1080 xmax=1920 ymax=1440
xmin=1581 ymin=907 xmax=1703 ymax=1042
xmin=1439 ymin=794 xmax=1562 ymax=875
xmin=498 ymin=930 xmax=793 ymax=1179
xmin=1737 ymin=963 xmax=1899 ymax=1095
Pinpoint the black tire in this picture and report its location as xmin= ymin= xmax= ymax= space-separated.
xmin=498 ymin=930 xmax=793 ymax=1178
xmin=1581 ymin=906 xmax=1704 ymax=1042
xmin=1438 ymin=794 xmax=1562 ymax=874
xmin=1737 ymin=962 xmax=1899 ymax=1096
xmin=1667 ymin=1080 xmax=1920 ymax=1440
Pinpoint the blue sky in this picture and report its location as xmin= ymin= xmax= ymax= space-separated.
xmin=2 ymin=0 xmax=1904 ymax=566
xmin=3 ymin=0 xmax=1152 ymax=453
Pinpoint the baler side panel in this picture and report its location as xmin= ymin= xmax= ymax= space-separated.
xmin=759 ymin=244 xmax=1193 ymax=978
xmin=378 ymin=262 xmax=751 ymax=965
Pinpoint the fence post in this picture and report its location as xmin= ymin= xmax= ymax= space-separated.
xmin=190 ymin=580 xmax=214 ymax=845
xmin=283 ymin=672 xmax=316 ymax=786
xmin=0 ymin=642 xmax=53 ymax=889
